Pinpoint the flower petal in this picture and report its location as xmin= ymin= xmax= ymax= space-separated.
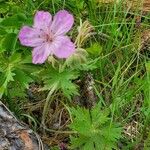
xmin=19 ymin=26 xmax=44 ymax=47
xmin=32 ymin=44 xmax=52 ymax=64
xmin=53 ymin=36 xmax=75 ymax=58
xmin=33 ymin=11 xmax=52 ymax=30
xmin=51 ymin=10 xmax=74 ymax=36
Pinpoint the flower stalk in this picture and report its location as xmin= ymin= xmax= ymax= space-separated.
xmin=41 ymin=83 xmax=58 ymax=129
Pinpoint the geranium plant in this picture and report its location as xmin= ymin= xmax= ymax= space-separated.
xmin=18 ymin=10 xmax=80 ymax=127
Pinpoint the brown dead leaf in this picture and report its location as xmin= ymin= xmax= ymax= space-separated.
xmin=143 ymin=0 xmax=150 ymax=12
xmin=127 ymin=0 xmax=150 ymax=12
xmin=97 ymin=0 xmax=150 ymax=13
xmin=139 ymin=29 xmax=150 ymax=52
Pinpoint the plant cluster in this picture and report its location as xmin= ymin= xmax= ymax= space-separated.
xmin=0 ymin=0 xmax=150 ymax=149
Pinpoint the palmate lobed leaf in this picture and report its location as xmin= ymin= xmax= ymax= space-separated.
xmin=13 ymin=69 xmax=33 ymax=88
xmin=69 ymin=104 xmax=122 ymax=150
xmin=70 ymin=107 xmax=92 ymax=136
xmin=0 ymin=65 xmax=15 ymax=97
xmin=0 ymin=53 xmax=35 ymax=98
xmin=40 ymin=66 xmax=79 ymax=100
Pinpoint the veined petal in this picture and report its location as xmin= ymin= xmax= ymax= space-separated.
xmin=32 ymin=43 xmax=52 ymax=64
xmin=51 ymin=10 xmax=74 ymax=36
xmin=19 ymin=26 xmax=44 ymax=47
xmin=33 ymin=11 xmax=52 ymax=30
xmin=53 ymin=36 xmax=75 ymax=58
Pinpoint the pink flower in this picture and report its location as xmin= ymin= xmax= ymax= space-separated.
xmin=19 ymin=10 xmax=75 ymax=64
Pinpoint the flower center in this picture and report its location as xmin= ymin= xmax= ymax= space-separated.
xmin=39 ymin=29 xmax=54 ymax=44
xmin=45 ymin=33 xmax=53 ymax=43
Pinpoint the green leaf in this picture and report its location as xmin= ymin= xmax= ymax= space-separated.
xmin=0 ymin=65 xmax=15 ymax=98
xmin=86 ymin=43 xmax=102 ymax=56
xmin=70 ymin=107 xmax=91 ymax=135
xmin=0 ymin=26 xmax=7 ymax=35
xmin=1 ymin=13 xmax=27 ymax=28
xmin=0 ymin=3 xmax=9 ymax=13
xmin=0 ymin=52 xmax=35 ymax=98
xmin=69 ymin=104 xmax=122 ymax=150
xmin=2 ymin=33 xmax=17 ymax=52
xmin=9 ymin=53 xmax=21 ymax=63
xmin=9 ymin=84 xmax=27 ymax=98
xmin=80 ymin=58 xmax=99 ymax=71
xmin=40 ymin=67 xmax=79 ymax=100
xmin=14 ymin=69 xmax=33 ymax=88
xmin=83 ymin=140 xmax=94 ymax=150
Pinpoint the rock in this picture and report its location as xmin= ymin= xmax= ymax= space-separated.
xmin=0 ymin=101 xmax=47 ymax=150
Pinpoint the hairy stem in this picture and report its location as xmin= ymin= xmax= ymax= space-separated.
xmin=41 ymin=84 xmax=58 ymax=128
